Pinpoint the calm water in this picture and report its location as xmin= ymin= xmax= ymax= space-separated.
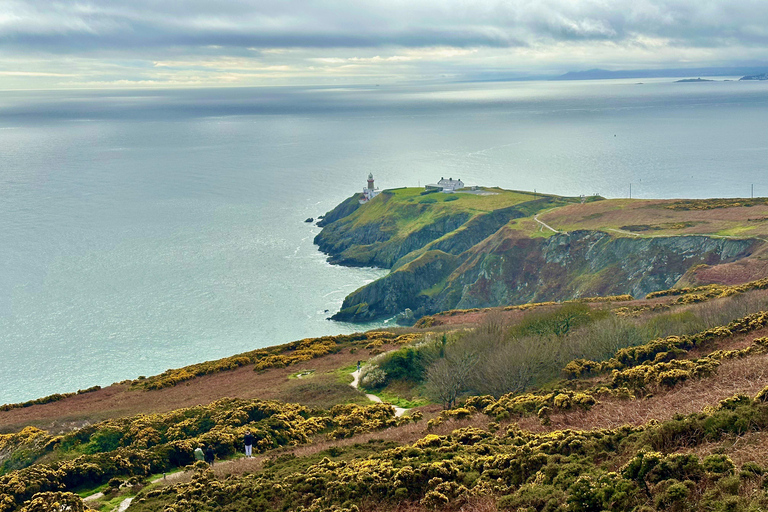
xmin=1 ymin=78 xmax=767 ymax=403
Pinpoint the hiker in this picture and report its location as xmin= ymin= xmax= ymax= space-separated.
xmin=357 ymin=360 xmax=361 ymax=372
xmin=204 ymin=445 xmax=215 ymax=467
xmin=194 ymin=445 xmax=205 ymax=462
xmin=244 ymin=431 xmax=254 ymax=458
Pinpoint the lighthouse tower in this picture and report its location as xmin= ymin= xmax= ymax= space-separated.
xmin=360 ymin=173 xmax=381 ymax=203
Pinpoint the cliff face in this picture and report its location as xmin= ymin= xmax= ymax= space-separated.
xmin=315 ymin=190 xmax=764 ymax=323
xmin=316 ymin=195 xmax=361 ymax=227
xmin=334 ymin=229 xmax=759 ymax=322
xmin=438 ymin=230 xmax=758 ymax=311
xmin=331 ymin=250 xmax=460 ymax=321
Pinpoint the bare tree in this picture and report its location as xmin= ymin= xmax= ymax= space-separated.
xmin=470 ymin=334 xmax=556 ymax=397
xmin=425 ymin=346 xmax=478 ymax=409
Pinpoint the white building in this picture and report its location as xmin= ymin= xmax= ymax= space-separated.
xmin=360 ymin=173 xmax=381 ymax=203
xmin=424 ymin=177 xmax=465 ymax=193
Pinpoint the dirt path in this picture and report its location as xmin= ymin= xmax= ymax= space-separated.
xmin=533 ymin=213 xmax=561 ymax=234
xmin=350 ymin=369 xmax=409 ymax=417
xmin=116 ymin=497 xmax=133 ymax=511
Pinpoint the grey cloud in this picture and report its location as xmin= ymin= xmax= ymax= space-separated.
xmin=2 ymin=0 xmax=768 ymax=55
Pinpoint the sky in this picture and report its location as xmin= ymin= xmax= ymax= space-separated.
xmin=1 ymin=0 xmax=768 ymax=89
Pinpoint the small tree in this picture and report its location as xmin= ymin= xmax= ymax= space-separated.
xmin=425 ymin=347 xmax=477 ymax=409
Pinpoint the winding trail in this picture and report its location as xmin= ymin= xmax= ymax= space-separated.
xmin=533 ymin=213 xmax=561 ymax=234
xmin=350 ymin=369 xmax=409 ymax=417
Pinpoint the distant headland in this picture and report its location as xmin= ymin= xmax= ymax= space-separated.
xmin=315 ymin=179 xmax=768 ymax=324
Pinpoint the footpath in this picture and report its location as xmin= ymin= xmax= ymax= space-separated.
xmin=350 ymin=369 xmax=409 ymax=417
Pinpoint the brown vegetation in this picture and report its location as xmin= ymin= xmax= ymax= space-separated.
xmin=0 ymin=345 xmax=391 ymax=434
xmin=519 ymin=354 xmax=768 ymax=433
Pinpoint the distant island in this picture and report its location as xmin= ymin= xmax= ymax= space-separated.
xmin=675 ymin=77 xmax=714 ymax=83
xmin=740 ymin=73 xmax=768 ymax=81
xmin=315 ymin=183 xmax=768 ymax=324
xmin=555 ymin=66 xmax=768 ymax=80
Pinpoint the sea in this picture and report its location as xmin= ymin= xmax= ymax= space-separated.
xmin=1 ymin=77 xmax=767 ymax=404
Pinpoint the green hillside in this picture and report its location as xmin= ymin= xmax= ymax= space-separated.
xmin=4 ymin=279 xmax=768 ymax=511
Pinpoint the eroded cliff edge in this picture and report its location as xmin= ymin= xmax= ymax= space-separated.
xmin=315 ymin=189 xmax=767 ymax=322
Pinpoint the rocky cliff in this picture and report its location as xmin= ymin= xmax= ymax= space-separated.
xmin=316 ymin=189 xmax=765 ymax=323
xmin=333 ymin=229 xmax=759 ymax=322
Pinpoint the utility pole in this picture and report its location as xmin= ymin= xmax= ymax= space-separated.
xmin=752 ymin=184 xmax=754 ymax=198
xmin=629 ymin=183 xmax=632 ymax=199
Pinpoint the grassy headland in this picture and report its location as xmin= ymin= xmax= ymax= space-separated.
xmin=317 ymin=188 xmax=767 ymax=324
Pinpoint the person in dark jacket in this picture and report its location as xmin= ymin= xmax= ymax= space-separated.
xmin=244 ymin=431 xmax=254 ymax=458
xmin=204 ymin=445 xmax=215 ymax=467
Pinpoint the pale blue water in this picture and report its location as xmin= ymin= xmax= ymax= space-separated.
xmin=1 ymin=78 xmax=767 ymax=403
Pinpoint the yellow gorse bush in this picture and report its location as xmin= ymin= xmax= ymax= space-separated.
xmin=138 ymin=331 xmax=419 ymax=390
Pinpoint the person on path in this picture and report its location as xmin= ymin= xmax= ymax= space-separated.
xmin=204 ymin=445 xmax=215 ymax=467
xmin=194 ymin=445 xmax=205 ymax=462
xmin=357 ymin=360 xmax=361 ymax=372
xmin=244 ymin=431 xmax=254 ymax=458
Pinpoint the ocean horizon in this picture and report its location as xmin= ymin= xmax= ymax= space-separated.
xmin=2 ymin=77 xmax=767 ymax=404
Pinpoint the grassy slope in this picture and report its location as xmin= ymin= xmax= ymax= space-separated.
xmin=356 ymin=187 xmax=537 ymax=231
xmin=320 ymin=187 xmax=545 ymax=267
xmin=8 ymin=195 xmax=768 ymax=510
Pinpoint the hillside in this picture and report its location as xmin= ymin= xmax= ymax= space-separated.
xmin=5 ymin=279 xmax=768 ymax=511
xmin=317 ymin=190 xmax=768 ymax=323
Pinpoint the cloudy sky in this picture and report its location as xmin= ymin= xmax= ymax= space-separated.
xmin=1 ymin=0 xmax=767 ymax=89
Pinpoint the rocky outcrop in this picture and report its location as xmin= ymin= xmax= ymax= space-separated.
xmin=316 ymin=195 xmax=361 ymax=227
xmin=315 ymin=191 xmax=764 ymax=323
xmin=331 ymin=251 xmax=460 ymax=322
xmin=391 ymin=204 xmax=528 ymax=269
xmin=315 ymin=194 xmax=540 ymax=269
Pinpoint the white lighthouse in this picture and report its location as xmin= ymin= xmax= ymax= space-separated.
xmin=360 ymin=173 xmax=381 ymax=203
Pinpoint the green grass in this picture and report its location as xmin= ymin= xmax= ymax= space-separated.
xmin=77 ymin=482 xmax=109 ymax=498
xmin=99 ymin=494 xmax=131 ymax=512
xmin=507 ymin=218 xmax=559 ymax=238
xmin=420 ymin=277 xmax=449 ymax=298
xmin=353 ymin=187 xmax=539 ymax=235
xmin=714 ymin=225 xmax=757 ymax=237
xmin=333 ymin=365 xmax=357 ymax=384
xmin=373 ymin=391 xmax=429 ymax=409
